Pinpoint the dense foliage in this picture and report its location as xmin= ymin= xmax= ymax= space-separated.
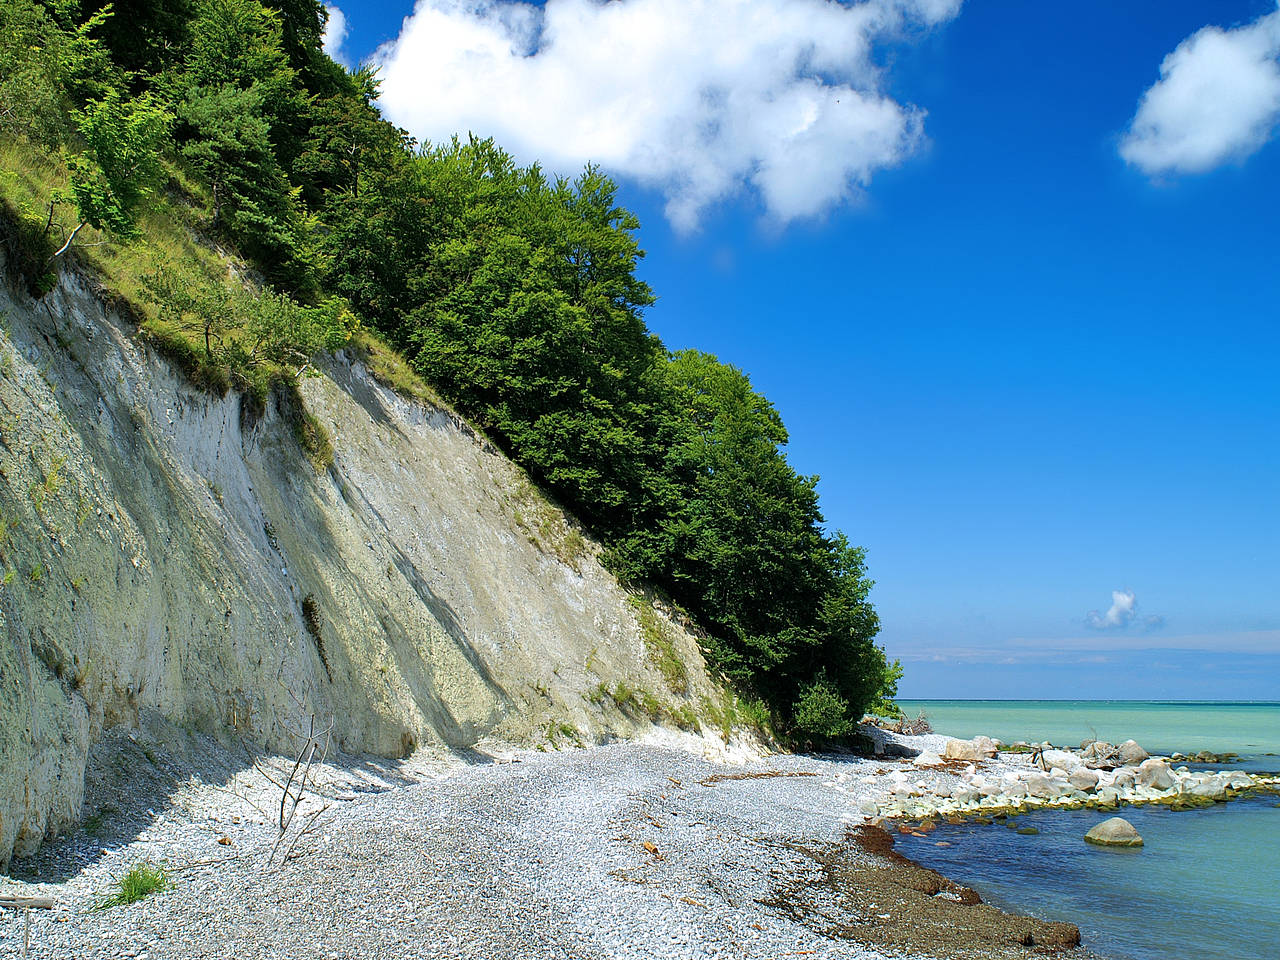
xmin=0 ymin=0 xmax=901 ymax=738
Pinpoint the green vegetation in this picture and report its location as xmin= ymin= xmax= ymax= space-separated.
xmin=97 ymin=861 xmax=169 ymax=909
xmin=629 ymin=595 xmax=688 ymax=695
xmin=0 ymin=0 xmax=902 ymax=741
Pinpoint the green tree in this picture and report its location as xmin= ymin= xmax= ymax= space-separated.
xmin=177 ymin=83 xmax=307 ymax=278
xmin=171 ymin=0 xmax=311 ymax=283
xmin=53 ymin=87 xmax=171 ymax=259
xmin=0 ymin=0 xmax=117 ymax=146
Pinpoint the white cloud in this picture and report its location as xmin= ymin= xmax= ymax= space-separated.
xmin=322 ymin=5 xmax=349 ymax=66
xmin=1086 ymin=589 xmax=1139 ymax=630
xmin=1120 ymin=5 xmax=1280 ymax=175
xmin=374 ymin=0 xmax=961 ymax=230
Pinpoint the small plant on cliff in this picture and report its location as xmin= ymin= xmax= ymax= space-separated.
xmin=629 ymin=595 xmax=688 ymax=695
xmin=98 ymin=861 xmax=169 ymax=909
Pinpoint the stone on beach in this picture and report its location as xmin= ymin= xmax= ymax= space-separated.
xmin=1068 ymin=768 xmax=1100 ymax=791
xmin=1085 ymin=817 xmax=1144 ymax=847
xmin=943 ymin=740 xmax=979 ymax=761
xmin=1137 ymin=758 xmax=1174 ymax=791
xmin=1041 ymin=749 xmax=1083 ymax=772
xmin=913 ymin=751 xmax=945 ymax=768
xmin=971 ymin=735 xmax=999 ymax=758
xmin=1118 ymin=740 xmax=1150 ymax=765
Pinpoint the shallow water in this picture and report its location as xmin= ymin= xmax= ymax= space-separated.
xmin=891 ymin=701 xmax=1280 ymax=960
xmin=897 ymin=796 xmax=1280 ymax=960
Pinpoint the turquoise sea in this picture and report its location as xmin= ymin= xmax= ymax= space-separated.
xmin=893 ymin=701 xmax=1280 ymax=960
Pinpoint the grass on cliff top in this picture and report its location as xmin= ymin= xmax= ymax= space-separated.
xmin=0 ymin=138 xmax=262 ymax=391
xmin=347 ymin=328 xmax=444 ymax=409
xmin=0 ymin=134 xmax=485 ymax=485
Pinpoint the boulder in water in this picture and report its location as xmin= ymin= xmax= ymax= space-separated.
xmin=1085 ymin=817 xmax=1144 ymax=847
xmin=1118 ymin=739 xmax=1150 ymax=765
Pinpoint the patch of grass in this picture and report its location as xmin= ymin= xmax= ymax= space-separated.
xmin=294 ymin=408 xmax=333 ymax=472
xmin=638 ymin=689 xmax=664 ymax=721
xmin=28 ymin=561 xmax=44 ymax=583
xmin=545 ymin=720 xmax=581 ymax=748
xmin=277 ymin=383 xmax=334 ymax=472
xmin=506 ymin=473 xmax=590 ymax=571
xmin=629 ymin=595 xmax=688 ymax=695
xmin=348 ymin=328 xmax=443 ymax=407
xmin=97 ymin=861 xmax=169 ymax=909
xmin=701 ymin=690 xmax=773 ymax=743
xmin=670 ymin=703 xmax=700 ymax=731
xmin=611 ymin=680 xmax=638 ymax=711
xmin=600 ymin=681 xmax=664 ymax=723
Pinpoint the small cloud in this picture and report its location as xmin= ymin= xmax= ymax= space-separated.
xmin=1120 ymin=5 xmax=1280 ymax=176
xmin=1085 ymin=589 xmax=1139 ymax=630
xmin=1143 ymin=614 xmax=1166 ymax=631
xmin=322 ymin=5 xmax=349 ymax=66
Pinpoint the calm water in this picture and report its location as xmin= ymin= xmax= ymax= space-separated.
xmin=892 ymin=701 xmax=1280 ymax=960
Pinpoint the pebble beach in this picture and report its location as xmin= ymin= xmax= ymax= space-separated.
xmin=2 ymin=717 xmax=1274 ymax=960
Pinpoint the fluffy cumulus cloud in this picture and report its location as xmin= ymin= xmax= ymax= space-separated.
xmin=1121 ymin=5 xmax=1280 ymax=175
xmin=374 ymin=0 xmax=962 ymax=229
xmin=1085 ymin=589 xmax=1163 ymax=632
xmin=322 ymin=5 xmax=349 ymax=65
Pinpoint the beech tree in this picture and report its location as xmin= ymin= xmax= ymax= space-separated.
xmin=53 ymin=88 xmax=171 ymax=260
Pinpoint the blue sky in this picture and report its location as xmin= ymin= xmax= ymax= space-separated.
xmin=325 ymin=1 xmax=1280 ymax=699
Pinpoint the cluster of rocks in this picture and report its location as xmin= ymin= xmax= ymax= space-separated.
xmin=862 ymin=736 xmax=1274 ymax=823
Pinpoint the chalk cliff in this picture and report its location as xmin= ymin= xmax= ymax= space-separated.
xmin=0 ymin=267 xmax=722 ymax=869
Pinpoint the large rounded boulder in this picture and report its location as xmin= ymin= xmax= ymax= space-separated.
xmin=1085 ymin=817 xmax=1144 ymax=847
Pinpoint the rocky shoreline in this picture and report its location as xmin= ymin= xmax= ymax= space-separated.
xmin=854 ymin=732 xmax=1279 ymax=827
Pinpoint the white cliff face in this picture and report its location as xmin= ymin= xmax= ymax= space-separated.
xmin=0 ymin=268 xmax=722 ymax=869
